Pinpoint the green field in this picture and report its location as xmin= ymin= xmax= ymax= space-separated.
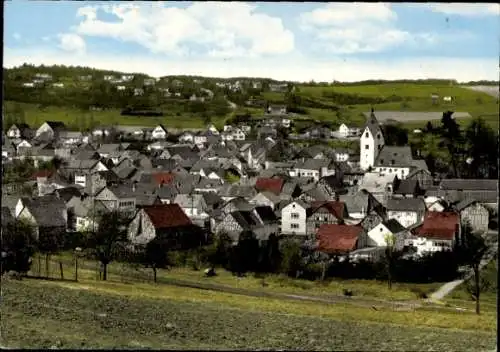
xmin=3 ymin=101 xmax=227 ymax=130
xmin=2 ymin=276 xmax=496 ymax=350
xmin=301 ymin=84 xmax=498 ymax=128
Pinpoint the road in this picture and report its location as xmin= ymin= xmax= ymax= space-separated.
xmin=430 ymin=229 xmax=498 ymax=301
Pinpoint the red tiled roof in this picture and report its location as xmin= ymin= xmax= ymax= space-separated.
xmin=255 ymin=177 xmax=284 ymax=195
xmin=416 ymin=211 xmax=459 ymax=240
xmin=31 ymin=169 xmax=54 ymax=180
xmin=142 ymin=204 xmax=192 ymax=229
xmin=316 ymin=224 xmax=362 ymax=253
xmin=311 ymin=201 xmax=346 ymax=220
xmin=152 ymin=172 xmax=175 ymax=186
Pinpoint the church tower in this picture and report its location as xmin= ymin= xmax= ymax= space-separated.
xmin=360 ymin=108 xmax=385 ymax=171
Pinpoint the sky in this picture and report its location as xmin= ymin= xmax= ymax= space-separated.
xmin=4 ymin=2 xmax=500 ymax=82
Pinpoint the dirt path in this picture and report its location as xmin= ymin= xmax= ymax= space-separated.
xmin=430 ymin=230 xmax=498 ymax=301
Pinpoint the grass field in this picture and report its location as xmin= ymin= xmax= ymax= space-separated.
xmin=40 ymin=252 xmax=442 ymax=302
xmin=2 ymin=276 xmax=496 ymax=350
xmin=298 ymin=83 xmax=499 ymax=129
xmin=3 ymin=101 xmax=227 ymax=130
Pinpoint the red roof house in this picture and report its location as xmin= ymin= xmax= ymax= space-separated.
xmin=255 ymin=177 xmax=284 ymax=195
xmin=129 ymin=204 xmax=198 ymax=248
xmin=311 ymin=201 xmax=347 ymax=221
xmin=142 ymin=204 xmax=192 ymax=229
xmin=415 ymin=211 xmax=460 ymax=240
xmin=316 ymin=224 xmax=364 ymax=254
xmin=31 ymin=169 xmax=55 ymax=180
xmin=151 ymin=172 xmax=175 ymax=186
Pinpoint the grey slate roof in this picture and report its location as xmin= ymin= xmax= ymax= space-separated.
xmin=362 ymin=111 xmax=383 ymax=137
xmin=383 ymin=219 xmax=406 ymax=234
xmin=21 ymin=196 xmax=67 ymax=227
xmin=294 ymin=158 xmax=332 ymax=170
xmin=386 ymin=198 xmax=426 ymax=212
xmin=440 ymin=179 xmax=497 ymax=191
xmin=374 ymin=146 xmax=413 ymax=168
xmin=393 ymin=179 xmax=419 ymax=195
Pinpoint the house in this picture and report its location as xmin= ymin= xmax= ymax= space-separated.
xmin=93 ymin=184 xmax=138 ymax=214
xmin=152 ymin=125 xmax=168 ymax=140
xmin=392 ymin=179 xmax=423 ymax=198
xmin=337 ymin=123 xmax=360 ymax=138
xmin=339 ymin=190 xmax=380 ymax=220
xmin=291 ymin=159 xmax=336 ymax=182
xmin=366 ymin=219 xmax=407 ymax=248
xmin=179 ymin=132 xmax=195 ymax=144
xmin=266 ymin=105 xmax=287 ymax=115
xmin=127 ymin=204 xmax=196 ymax=248
xmin=316 ymin=174 xmax=345 ymax=199
xmin=173 ymin=194 xmax=210 ymax=227
xmin=359 ymin=110 xmax=385 ymax=171
xmin=280 ymin=200 xmax=311 ymax=236
xmin=215 ymin=210 xmax=262 ymax=243
xmin=255 ymin=177 xmax=284 ymax=196
xmin=454 ymin=199 xmax=489 ymax=234
xmin=425 ymin=196 xmax=447 ymax=212
xmin=306 ymin=201 xmax=347 ymax=234
xmin=438 ymin=179 xmax=498 ymax=212
xmin=373 ymin=146 xmax=419 ymax=180
xmin=249 ymin=191 xmax=281 ymax=210
xmin=64 ymin=159 xmax=108 ymax=180
xmin=66 ymin=195 xmax=106 ymax=232
xmin=358 ymin=172 xmax=397 ymax=205
xmin=316 ymin=224 xmax=367 ymax=254
xmin=407 ymin=212 xmax=460 ymax=255
xmin=386 ymin=198 xmax=426 ymax=228
xmin=59 ymin=131 xmax=85 ymax=145
xmin=16 ymin=196 xmax=68 ymax=240
xmin=35 ymin=121 xmax=67 ymax=140
xmin=7 ymin=123 xmax=33 ymax=139
xmin=219 ymin=184 xmax=257 ymax=202
xmin=92 ymin=126 xmax=113 ymax=139
xmin=406 ymin=167 xmax=433 ymax=190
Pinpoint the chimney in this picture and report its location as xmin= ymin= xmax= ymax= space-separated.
xmin=132 ymin=182 xmax=136 ymax=192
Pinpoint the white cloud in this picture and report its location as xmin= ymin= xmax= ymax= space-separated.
xmin=12 ymin=33 xmax=21 ymax=41
xmin=299 ymin=3 xmax=440 ymax=54
xmin=4 ymin=46 xmax=498 ymax=83
xmin=57 ymin=33 xmax=86 ymax=54
xmin=425 ymin=4 xmax=500 ymax=17
xmin=73 ymin=3 xmax=294 ymax=58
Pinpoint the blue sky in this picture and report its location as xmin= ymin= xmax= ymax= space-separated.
xmin=4 ymin=2 xmax=499 ymax=81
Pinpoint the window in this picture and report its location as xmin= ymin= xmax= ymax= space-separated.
xmin=377 ymin=133 xmax=381 ymax=139
xmin=291 ymin=223 xmax=299 ymax=229
xmin=365 ymin=132 xmax=369 ymax=138
xmin=291 ymin=213 xmax=300 ymax=219
xmin=380 ymin=159 xmax=384 ymax=164
xmin=365 ymin=145 xmax=369 ymax=150
xmin=391 ymin=160 xmax=395 ymax=165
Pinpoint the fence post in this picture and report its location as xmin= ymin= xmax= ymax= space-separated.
xmin=59 ymin=262 xmax=64 ymax=280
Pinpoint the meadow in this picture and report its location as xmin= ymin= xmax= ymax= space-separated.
xmin=297 ymin=83 xmax=499 ymax=129
xmin=2 ymin=276 xmax=497 ymax=350
xmin=3 ymin=101 xmax=227 ymax=130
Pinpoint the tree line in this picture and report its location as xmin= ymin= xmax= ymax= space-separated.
xmin=381 ymin=113 xmax=498 ymax=179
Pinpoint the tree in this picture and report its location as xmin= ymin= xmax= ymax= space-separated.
xmin=381 ymin=123 xmax=408 ymax=146
xmin=85 ymin=211 xmax=129 ymax=281
xmin=208 ymin=231 xmax=233 ymax=269
xmin=279 ymin=239 xmax=303 ymax=278
xmin=140 ymin=238 xmax=170 ymax=283
xmin=383 ymin=233 xmax=398 ymax=290
xmin=459 ymin=223 xmax=490 ymax=314
xmin=425 ymin=121 xmax=433 ymax=133
xmin=36 ymin=227 xmax=66 ymax=278
xmin=1 ymin=220 xmax=37 ymax=276
xmin=464 ymin=118 xmax=498 ymax=179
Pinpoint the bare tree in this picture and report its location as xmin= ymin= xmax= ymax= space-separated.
xmin=460 ymin=223 xmax=490 ymax=315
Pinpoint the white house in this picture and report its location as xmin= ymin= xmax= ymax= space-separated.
xmin=52 ymin=83 xmax=65 ymax=88
xmin=373 ymin=146 xmax=414 ymax=180
xmin=405 ymin=212 xmax=460 ymax=256
xmin=281 ymin=200 xmax=310 ymax=236
xmin=151 ymin=125 xmax=168 ymax=140
xmin=179 ymin=132 xmax=195 ymax=144
xmin=23 ymin=82 xmax=35 ymax=88
xmin=360 ymin=111 xmax=385 ymax=171
xmin=292 ymin=159 xmax=336 ymax=182
xmin=173 ymin=194 xmax=209 ymax=221
xmin=207 ymin=124 xmax=219 ymax=135
xmin=386 ymin=198 xmax=426 ymax=229
xmin=338 ymin=123 xmax=359 ymax=138
xmin=367 ymin=219 xmax=407 ymax=248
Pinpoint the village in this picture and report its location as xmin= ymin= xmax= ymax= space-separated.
xmin=2 ymin=105 xmax=497 ymax=268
